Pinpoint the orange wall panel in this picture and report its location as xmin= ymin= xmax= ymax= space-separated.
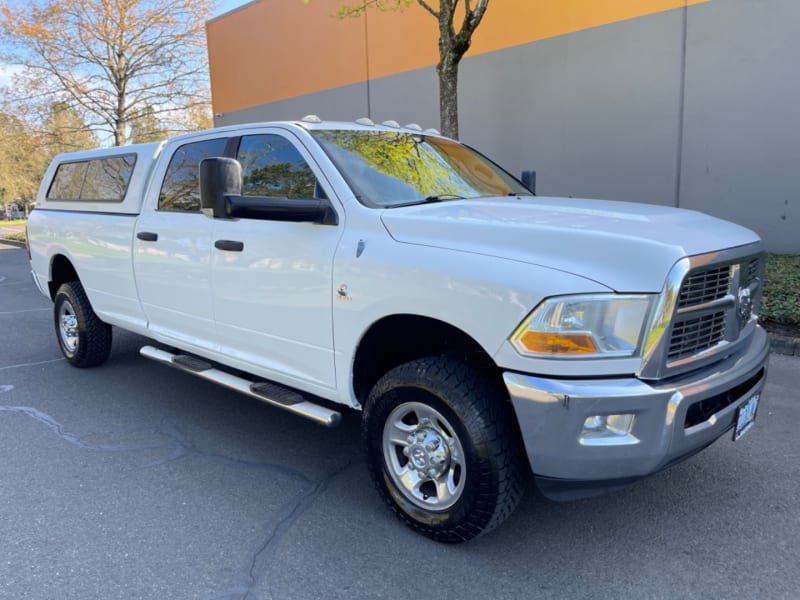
xmin=207 ymin=0 xmax=368 ymax=114
xmin=208 ymin=0 xmax=709 ymax=114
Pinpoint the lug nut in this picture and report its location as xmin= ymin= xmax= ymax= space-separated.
xmin=427 ymin=468 xmax=437 ymax=478
xmin=402 ymin=447 xmax=410 ymax=457
xmin=416 ymin=431 xmax=426 ymax=442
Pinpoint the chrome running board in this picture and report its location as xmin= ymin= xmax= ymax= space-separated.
xmin=139 ymin=345 xmax=341 ymax=427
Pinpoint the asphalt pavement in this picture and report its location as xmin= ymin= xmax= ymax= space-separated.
xmin=1 ymin=241 xmax=798 ymax=600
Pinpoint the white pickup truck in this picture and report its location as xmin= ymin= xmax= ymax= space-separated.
xmin=27 ymin=118 xmax=770 ymax=542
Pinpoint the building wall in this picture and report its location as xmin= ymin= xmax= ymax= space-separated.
xmin=207 ymin=0 xmax=799 ymax=252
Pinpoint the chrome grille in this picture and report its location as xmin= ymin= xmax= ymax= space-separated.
xmin=639 ymin=246 xmax=764 ymax=380
xmin=668 ymin=312 xmax=727 ymax=360
xmin=677 ymin=265 xmax=731 ymax=308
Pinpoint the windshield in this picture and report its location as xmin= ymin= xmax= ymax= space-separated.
xmin=310 ymin=130 xmax=532 ymax=207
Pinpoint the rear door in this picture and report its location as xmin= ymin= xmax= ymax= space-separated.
xmin=133 ymin=135 xmax=229 ymax=350
xmin=210 ymin=129 xmax=343 ymax=390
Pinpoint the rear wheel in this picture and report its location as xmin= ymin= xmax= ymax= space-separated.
xmin=363 ymin=357 xmax=523 ymax=543
xmin=54 ymin=281 xmax=112 ymax=368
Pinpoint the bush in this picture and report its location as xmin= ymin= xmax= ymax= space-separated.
xmin=762 ymin=253 xmax=800 ymax=326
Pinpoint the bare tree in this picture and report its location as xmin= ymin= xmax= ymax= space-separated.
xmin=0 ymin=0 xmax=213 ymax=146
xmin=324 ymin=0 xmax=490 ymax=139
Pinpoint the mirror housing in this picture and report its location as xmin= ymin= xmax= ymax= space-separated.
xmin=225 ymin=196 xmax=338 ymax=225
xmin=200 ymin=157 xmax=242 ymax=219
xmin=199 ymin=157 xmax=337 ymax=225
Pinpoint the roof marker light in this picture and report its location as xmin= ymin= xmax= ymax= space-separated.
xmin=355 ymin=117 xmax=375 ymax=126
xmin=301 ymin=115 xmax=322 ymax=123
xmin=381 ymin=120 xmax=400 ymax=128
xmin=404 ymin=123 xmax=422 ymax=131
xmin=424 ymin=128 xmax=440 ymax=135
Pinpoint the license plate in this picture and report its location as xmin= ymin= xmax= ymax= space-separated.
xmin=733 ymin=392 xmax=760 ymax=441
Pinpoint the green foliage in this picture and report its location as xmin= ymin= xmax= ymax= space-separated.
xmin=129 ymin=105 xmax=167 ymax=144
xmin=42 ymin=102 xmax=98 ymax=154
xmin=243 ymin=163 xmax=315 ymax=198
xmin=2 ymin=232 xmax=26 ymax=242
xmin=761 ymin=253 xmax=800 ymax=326
xmin=313 ymin=130 xmax=515 ymax=204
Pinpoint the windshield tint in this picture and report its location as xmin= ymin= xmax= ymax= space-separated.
xmin=310 ymin=130 xmax=532 ymax=207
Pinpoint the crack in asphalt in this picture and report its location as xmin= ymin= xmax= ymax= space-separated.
xmin=0 ymin=383 xmax=360 ymax=600
xmin=0 ymin=308 xmax=50 ymax=315
xmin=0 ymin=357 xmax=65 ymax=371
xmin=238 ymin=453 xmax=359 ymax=600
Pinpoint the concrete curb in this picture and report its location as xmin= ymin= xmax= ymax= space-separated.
xmin=768 ymin=333 xmax=800 ymax=357
xmin=0 ymin=238 xmax=26 ymax=249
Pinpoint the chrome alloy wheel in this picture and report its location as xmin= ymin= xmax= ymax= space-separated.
xmin=382 ymin=401 xmax=466 ymax=511
xmin=57 ymin=299 xmax=79 ymax=354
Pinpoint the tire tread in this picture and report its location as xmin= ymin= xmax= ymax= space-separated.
xmin=54 ymin=281 xmax=112 ymax=368
xmin=363 ymin=356 xmax=523 ymax=543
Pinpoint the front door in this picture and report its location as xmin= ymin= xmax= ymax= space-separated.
xmin=210 ymin=130 xmax=343 ymax=391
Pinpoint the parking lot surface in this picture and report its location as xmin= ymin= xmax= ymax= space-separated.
xmin=1 ymin=241 xmax=798 ymax=599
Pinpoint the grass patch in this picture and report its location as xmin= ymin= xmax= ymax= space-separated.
xmin=762 ymin=253 xmax=800 ymax=326
xmin=2 ymin=219 xmax=27 ymax=225
xmin=2 ymin=232 xmax=26 ymax=242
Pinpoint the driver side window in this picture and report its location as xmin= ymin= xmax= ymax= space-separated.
xmin=236 ymin=134 xmax=321 ymax=199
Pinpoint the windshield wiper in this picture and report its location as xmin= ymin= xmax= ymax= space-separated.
xmin=388 ymin=194 xmax=466 ymax=208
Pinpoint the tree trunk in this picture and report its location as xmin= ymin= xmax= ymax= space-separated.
xmin=437 ymin=58 xmax=459 ymax=139
xmin=114 ymin=91 xmax=126 ymax=146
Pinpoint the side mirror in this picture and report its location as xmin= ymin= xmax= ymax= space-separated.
xmin=521 ymin=170 xmax=536 ymax=195
xmin=200 ymin=157 xmax=242 ymax=219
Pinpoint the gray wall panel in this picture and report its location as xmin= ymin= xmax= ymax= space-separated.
xmin=367 ymin=68 xmax=439 ymax=130
xmin=681 ymin=0 xmax=800 ymax=252
xmin=214 ymin=82 xmax=369 ymax=128
xmin=457 ymin=9 xmax=684 ymax=207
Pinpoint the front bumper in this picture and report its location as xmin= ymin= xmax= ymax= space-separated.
xmin=504 ymin=326 xmax=770 ymax=501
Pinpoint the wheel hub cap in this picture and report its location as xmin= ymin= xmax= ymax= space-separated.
xmin=404 ymin=426 xmax=450 ymax=479
xmin=58 ymin=302 xmax=79 ymax=353
xmin=382 ymin=403 xmax=466 ymax=511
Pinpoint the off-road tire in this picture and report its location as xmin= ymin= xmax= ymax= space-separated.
xmin=53 ymin=281 xmax=112 ymax=368
xmin=363 ymin=357 xmax=523 ymax=543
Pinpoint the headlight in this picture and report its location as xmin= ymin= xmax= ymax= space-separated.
xmin=510 ymin=294 xmax=655 ymax=358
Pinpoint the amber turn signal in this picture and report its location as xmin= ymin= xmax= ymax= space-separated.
xmin=518 ymin=331 xmax=598 ymax=355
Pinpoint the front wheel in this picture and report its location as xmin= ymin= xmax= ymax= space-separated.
xmin=363 ymin=357 xmax=523 ymax=543
xmin=54 ymin=281 xmax=112 ymax=368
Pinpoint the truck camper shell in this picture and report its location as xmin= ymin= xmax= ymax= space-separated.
xmin=36 ymin=142 xmax=164 ymax=215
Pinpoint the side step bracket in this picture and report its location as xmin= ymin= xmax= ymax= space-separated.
xmin=139 ymin=345 xmax=341 ymax=427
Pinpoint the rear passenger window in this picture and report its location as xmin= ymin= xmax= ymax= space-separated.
xmin=47 ymin=162 xmax=88 ymax=200
xmin=159 ymin=138 xmax=228 ymax=212
xmin=47 ymin=155 xmax=136 ymax=201
xmin=81 ymin=157 xmax=136 ymax=200
xmin=237 ymin=134 xmax=318 ymax=199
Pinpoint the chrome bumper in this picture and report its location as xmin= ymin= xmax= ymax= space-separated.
xmin=504 ymin=326 xmax=770 ymax=501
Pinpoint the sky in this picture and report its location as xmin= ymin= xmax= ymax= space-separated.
xmin=214 ymin=0 xmax=254 ymax=17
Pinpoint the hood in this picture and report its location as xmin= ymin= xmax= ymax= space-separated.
xmin=380 ymin=197 xmax=761 ymax=292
